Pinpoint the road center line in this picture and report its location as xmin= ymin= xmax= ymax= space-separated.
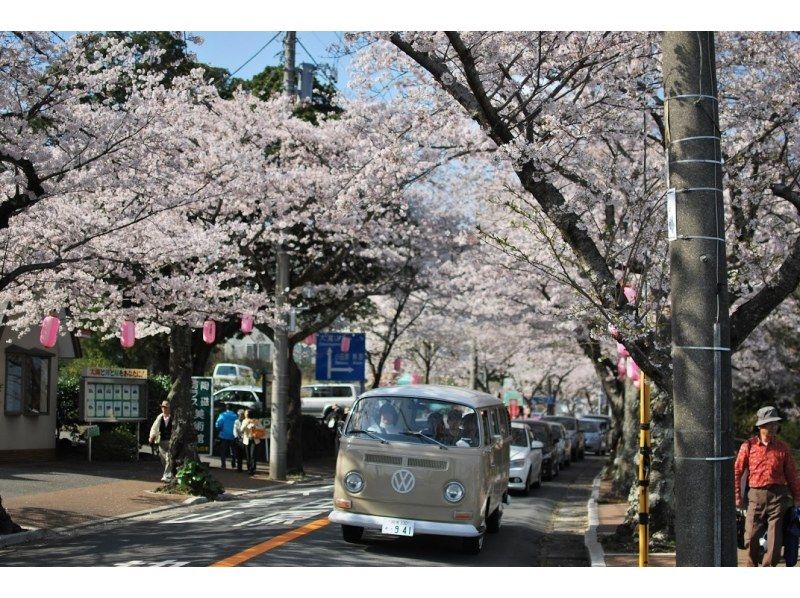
xmin=210 ymin=517 xmax=331 ymax=567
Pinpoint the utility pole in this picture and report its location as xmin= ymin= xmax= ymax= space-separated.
xmin=546 ymin=375 xmax=555 ymax=416
xmin=270 ymin=31 xmax=296 ymax=481
xmin=469 ymin=340 xmax=478 ymax=390
xmin=663 ymin=32 xmax=736 ymax=566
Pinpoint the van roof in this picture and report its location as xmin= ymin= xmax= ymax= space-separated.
xmin=360 ymin=384 xmax=502 ymax=409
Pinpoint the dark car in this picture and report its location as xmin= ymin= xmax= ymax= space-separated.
xmin=543 ymin=415 xmax=585 ymax=461
xmin=518 ymin=418 xmax=559 ymax=480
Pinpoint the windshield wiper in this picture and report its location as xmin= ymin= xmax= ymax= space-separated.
xmin=402 ymin=431 xmax=448 ymax=450
xmin=349 ymin=429 xmax=389 ymax=444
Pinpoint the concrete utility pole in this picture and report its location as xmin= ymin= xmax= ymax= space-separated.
xmin=270 ymin=31 xmax=297 ymax=481
xmin=663 ymin=32 xmax=737 ymax=566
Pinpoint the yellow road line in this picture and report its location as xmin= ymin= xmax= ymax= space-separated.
xmin=210 ymin=517 xmax=331 ymax=567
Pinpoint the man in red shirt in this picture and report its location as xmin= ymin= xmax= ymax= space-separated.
xmin=734 ymin=406 xmax=800 ymax=566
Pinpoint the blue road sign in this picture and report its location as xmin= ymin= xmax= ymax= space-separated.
xmin=315 ymin=333 xmax=366 ymax=381
xmin=532 ymin=396 xmax=556 ymax=406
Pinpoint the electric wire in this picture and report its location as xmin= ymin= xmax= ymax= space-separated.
xmin=226 ymin=32 xmax=282 ymax=80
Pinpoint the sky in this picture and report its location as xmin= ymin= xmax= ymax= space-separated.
xmin=189 ymin=32 xmax=352 ymax=92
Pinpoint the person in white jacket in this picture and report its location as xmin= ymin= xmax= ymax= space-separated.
xmin=148 ymin=401 xmax=174 ymax=482
xmin=232 ymin=409 xmax=245 ymax=472
xmin=240 ymin=409 xmax=262 ymax=476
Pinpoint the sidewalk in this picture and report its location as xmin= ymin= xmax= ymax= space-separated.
xmin=0 ymin=450 xmax=336 ymax=543
xmin=591 ymin=476 xmax=752 ymax=567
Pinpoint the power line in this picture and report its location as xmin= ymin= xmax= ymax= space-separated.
xmin=226 ymin=31 xmax=282 ymax=80
xmin=296 ymin=35 xmax=319 ymax=67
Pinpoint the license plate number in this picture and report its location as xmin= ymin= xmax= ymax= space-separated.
xmin=381 ymin=519 xmax=414 ymax=536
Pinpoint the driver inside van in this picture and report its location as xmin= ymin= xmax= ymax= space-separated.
xmin=456 ymin=412 xmax=479 ymax=447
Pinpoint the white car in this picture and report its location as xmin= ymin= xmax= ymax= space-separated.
xmin=212 ymin=363 xmax=256 ymax=391
xmin=509 ymin=422 xmax=544 ymax=495
xmin=212 ymin=385 xmax=264 ymax=414
xmin=300 ymin=383 xmax=360 ymax=418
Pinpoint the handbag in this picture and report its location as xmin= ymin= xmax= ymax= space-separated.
xmin=736 ymin=508 xmax=747 ymax=550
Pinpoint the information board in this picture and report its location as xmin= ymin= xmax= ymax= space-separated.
xmin=80 ymin=368 xmax=148 ymax=422
xmin=191 ymin=377 xmax=213 ymax=455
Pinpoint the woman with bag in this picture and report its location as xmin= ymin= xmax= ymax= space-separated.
xmin=241 ymin=409 xmax=263 ymax=476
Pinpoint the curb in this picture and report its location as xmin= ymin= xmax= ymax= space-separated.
xmin=584 ymin=471 xmax=606 ymax=567
xmin=0 ymin=528 xmax=46 ymax=549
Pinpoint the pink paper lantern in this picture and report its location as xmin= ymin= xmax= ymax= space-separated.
xmin=39 ymin=314 xmax=60 ymax=349
xmin=303 ymin=333 xmax=316 ymax=346
xmin=340 ymin=335 xmax=351 ymax=353
xmin=627 ymin=358 xmax=640 ymax=382
xmin=120 ymin=320 xmax=136 ymax=349
xmin=616 ymin=357 xmax=627 ymax=381
xmin=608 ymin=324 xmax=620 ymax=340
xmin=203 ymin=319 xmax=216 ymax=344
xmin=241 ymin=315 xmax=254 ymax=334
xmin=623 ymin=286 xmax=637 ymax=304
xmin=616 ymin=342 xmax=630 ymax=358
xmin=393 ymin=357 xmax=403 ymax=372
xmin=633 ymin=378 xmax=641 ymax=389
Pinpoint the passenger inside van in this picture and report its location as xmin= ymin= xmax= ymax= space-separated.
xmin=456 ymin=413 xmax=480 ymax=447
xmin=368 ymin=403 xmax=403 ymax=434
xmin=423 ymin=411 xmax=448 ymax=443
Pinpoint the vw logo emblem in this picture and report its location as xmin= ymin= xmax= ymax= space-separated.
xmin=390 ymin=469 xmax=415 ymax=494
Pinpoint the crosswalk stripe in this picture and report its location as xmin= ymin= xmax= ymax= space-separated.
xmin=210 ymin=517 xmax=330 ymax=567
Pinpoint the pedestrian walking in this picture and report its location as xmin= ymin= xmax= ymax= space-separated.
xmin=148 ymin=400 xmax=174 ymax=482
xmin=241 ymin=409 xmax=262 ymax=475
xmin=215 ymin=403 xmax=238 ymax=469
xmin=232 ymin=409 xmax=245 ymax=472
xmin=734 ymin=406 xmax=800 ymax=566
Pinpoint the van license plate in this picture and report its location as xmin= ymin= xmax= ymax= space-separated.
xmin=381 ymin=519 xmax=414 ymax=536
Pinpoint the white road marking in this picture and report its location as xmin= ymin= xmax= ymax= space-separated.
xmin=114 ymin=559 xmax=189 ymax=567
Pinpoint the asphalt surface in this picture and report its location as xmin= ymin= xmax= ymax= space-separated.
xmin=0 ymin=455 xmax=603 ymax=567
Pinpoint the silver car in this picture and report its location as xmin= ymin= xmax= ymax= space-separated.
xmin=579 ymin=418 xmax=609 ymax=455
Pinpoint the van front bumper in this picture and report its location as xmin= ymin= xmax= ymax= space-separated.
xmin=328 ymin=510 xmax=483 ymax=537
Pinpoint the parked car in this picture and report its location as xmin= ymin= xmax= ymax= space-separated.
xmin=518 ymin=419 xmax=558 ymax=480
xmin=329 ymin=384 xmax=511 ymax=555
xmin=543 ymin=415 xmax=585 ymax=461
xmin=301 ymin=383 xmax=360 ymax=419
xmin=212 ymin=385 xmax=264 ymax=418
xmin=542 ymin=420 xmax=571 ymax=469
xmin=212 ymin=363 xmax=256 ymax=392
xmin=509 ymin=422 xmax=544 ymax=495
xmin=578 ymin=418 xmax=609 ymax=455
xmin=580 ymin=414 xmax=612 ymax=433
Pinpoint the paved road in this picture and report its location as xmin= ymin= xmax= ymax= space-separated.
xmin=0 ymin=456 xmax=603 ymax=567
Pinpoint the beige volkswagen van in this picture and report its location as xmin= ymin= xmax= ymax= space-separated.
xmin=328 ymin=385 xmax=510 ymax=554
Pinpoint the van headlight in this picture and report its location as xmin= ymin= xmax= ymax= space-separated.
xmin=344 ymin=471 xmax=364 ymax=494
xmin=444 ymin=481 xmax=465 ymax=503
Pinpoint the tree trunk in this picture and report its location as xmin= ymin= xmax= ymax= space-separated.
xmin=611 ymin=383 xmax=639 ymax=496
xmin=286 ymin=347 xmax=303 ymax=474
xmin=166 ymin=325 xmax=199 ymax=477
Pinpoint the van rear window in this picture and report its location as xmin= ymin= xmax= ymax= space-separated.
xmin=215 ymin=366 xmax=236 ymax=376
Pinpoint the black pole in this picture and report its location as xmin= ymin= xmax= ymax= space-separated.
xmin=663 ymin=31 xmax=737 ymax=566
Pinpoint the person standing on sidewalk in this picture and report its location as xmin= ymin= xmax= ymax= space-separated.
xmin=148 ymin=400 xmax=174 ymax=483
xmin=215 ymin=404 xmax=238 ymax=469
xmin=232 ymin=409 xmax=245 ymax=473
xmin=241 ymin=409 xmax=262 ymax=476
xmin=734 ymin=406 xmax=800 ymax=566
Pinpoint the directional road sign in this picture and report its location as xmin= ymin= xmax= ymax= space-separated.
xmin=315 ymin=332 xmax=366 ymax=381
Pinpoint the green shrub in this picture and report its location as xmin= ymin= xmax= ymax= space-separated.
xmin=175 ymin=460 xmax=224 ymax=500
xmin=91 ymin=425 xmax=138 ymax=461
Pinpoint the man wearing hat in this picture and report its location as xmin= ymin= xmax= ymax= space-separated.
xmin=149 ymin=400 xmax=174 ymax=483
xmin=734 ymin=406 xmax=800 ymax=566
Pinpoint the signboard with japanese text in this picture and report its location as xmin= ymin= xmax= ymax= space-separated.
xmin=80 ymin=368 xmax=148 ymax=422
xmin=192 ymin=377 xmax=213 ymax=455
xmin=314 ymin=332 xmax=366 ymax=381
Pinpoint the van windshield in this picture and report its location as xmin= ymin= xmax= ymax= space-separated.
xmin=345 ymin=396 xmax=479 ymax=447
